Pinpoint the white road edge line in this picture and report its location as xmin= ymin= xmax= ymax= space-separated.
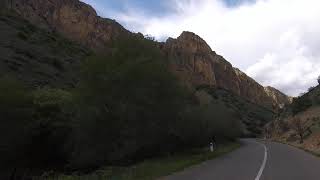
xmin=255 ymin=141 xmax=268 ymax=180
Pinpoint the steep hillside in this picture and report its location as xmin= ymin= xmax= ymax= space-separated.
xmin=267 ymin=85 xmax=320 ymax=153
xmin=0 ymin=10 xmax=90 ymax=88
xmin=0 ymin=12 xmax=247 ymax=178
xmin=0 ymin=1 xmax=286 ymax=178
xmin=196 ymin=87 xmax=274 ymax=137
xmin=3 ymin=0 xmax=290 ymax=110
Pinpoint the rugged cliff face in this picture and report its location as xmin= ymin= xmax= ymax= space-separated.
xmin=4 ymin=0 xmax=130 ymax=49
xmin=162 ymin=32 xmax=289 ymax=109
xmin=160 ymin=32 xmax=217 ymax=88
xmin=4 ymin=0 xmax=291 ymax=109
xmin=264 ymin=86 xmax=293 ymax=107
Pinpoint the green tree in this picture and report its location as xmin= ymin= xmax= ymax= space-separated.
xmin=70 ymin=36 xmax=187 ymax=168
xmin=0 ymin=76 xmax=75 ymax=177
xmin=30 ymin=88 xmax=74 ymax=168
xmin=176 ymin=101 xmax=243 ymax=148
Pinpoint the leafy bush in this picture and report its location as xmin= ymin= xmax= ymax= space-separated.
xmin=176 ymin=103 xmax=242 ymax=147
xmin=30 ymin=88 xmax=74 ymax=168
xmin=0 ymin=78 xmax=74 ymax=177
xmin=70 ymin=36 xmax=187 ymax=168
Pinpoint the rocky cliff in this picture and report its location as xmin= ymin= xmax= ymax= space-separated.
xmin=4 ymin=0 xmax=130 ymax=49
xmin=4 ymin=0 xmax=291 ymax=109
xmin=162 ymin=31 xmax=290 ymax=109
xmin=264 ymin=86 xmax=293 ymax=107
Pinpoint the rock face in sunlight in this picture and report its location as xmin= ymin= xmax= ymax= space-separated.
xmin=162 ymin=32 xmax=217 ymax=88
xmin=4 ymin=0 xmax=291 ymax=110
xmin=163 ymin=31 xmax=291 ymax=110
xmin=264 ymin=86 xmax=293 ymax=106
xmin=5 ymin=0 xmax=129 ymax=49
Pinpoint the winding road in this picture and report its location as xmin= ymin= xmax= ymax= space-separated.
xmin=160 ymin=139 xmax=320 ymax=180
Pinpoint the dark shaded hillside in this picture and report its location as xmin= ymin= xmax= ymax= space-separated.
xmin=0 ymin=22 xmax=243 ymax=179
xmin=0 ymin=10 xmax=90 ymax=88
xmin=196 ymin=87 xmax=275 ymax=137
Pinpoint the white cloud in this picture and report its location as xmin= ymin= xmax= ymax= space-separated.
xmin=86 ymin=0 xmax=320 ymax=96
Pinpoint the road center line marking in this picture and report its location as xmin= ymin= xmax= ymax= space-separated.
xmin=255 ymin=141 xmax=268 ymax=180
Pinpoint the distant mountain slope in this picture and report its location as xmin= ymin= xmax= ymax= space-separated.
xmin=2 ymin=0 xmax=291 ymax=110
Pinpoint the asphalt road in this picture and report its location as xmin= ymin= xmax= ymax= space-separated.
xmin=160 ymin=139 xmax=320 ymax=180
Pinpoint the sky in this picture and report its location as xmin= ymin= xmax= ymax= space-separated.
xmin=81 ymin=0 xmax=320 ymax=96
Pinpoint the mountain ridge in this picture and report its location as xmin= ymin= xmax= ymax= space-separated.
xmin=162 ymin=31 xmax=290 ymax=109
xmin=3 ymin=0 xmax=291 ymax=110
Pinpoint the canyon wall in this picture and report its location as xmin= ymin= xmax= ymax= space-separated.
xmin=5 ymin=0 xmax=291 ymax=109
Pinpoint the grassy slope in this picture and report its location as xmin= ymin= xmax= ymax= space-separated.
xmin=38 ymin=142 xmax=240 ymax=180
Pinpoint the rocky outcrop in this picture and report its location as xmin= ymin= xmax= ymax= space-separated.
xmin=162 ymin=31 xmax=290 ymax=109
xmin=234 ymin=68 xmax=274 ymax=108
xmin=5 ymin=0 xmax=129 ymax=49
xmin=161 ymin=32 xmax=241 ymax=94
xmin=264 ymin=86 xmax=293 ymax=108
xmin=160 ymin=32 xmax=217 ymax=88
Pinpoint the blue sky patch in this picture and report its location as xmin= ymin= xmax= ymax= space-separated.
xmin=82 ymin=0 xmax=254 ymax=18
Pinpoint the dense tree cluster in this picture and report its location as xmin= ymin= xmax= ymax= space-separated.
xmin=0 ymin=36 xmax=242 ymax=177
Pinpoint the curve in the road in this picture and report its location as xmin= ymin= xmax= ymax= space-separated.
xmin=254 ymin=141 xmax=267 ymax=180
xmin=160 ymin=139 xmax=320 ymax=180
